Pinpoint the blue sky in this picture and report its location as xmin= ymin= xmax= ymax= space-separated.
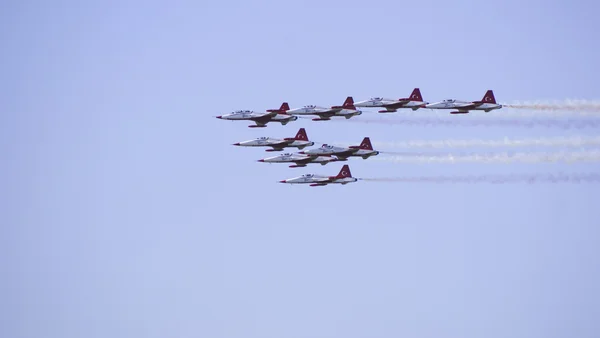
xmin=1 ymin=1 xmax=599 ymax=337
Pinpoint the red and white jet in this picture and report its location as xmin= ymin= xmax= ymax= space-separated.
xmin=424 ymin=90 xmax=503 ymax=114
xmin=257 ymin=152 xmax=346 ymax=168
xmin=216 ymin=102 xmax=297 ymax=128
xmin=233 ymin=128 xmax=315 ymax=152
xmin=354 ymin=88 xmax=429 ymax=113
xmin=285 ymin=97 xmax=363 ymax=121
xmin=279 ymin=164 xmax=358 ymax=187
xmin=299 ymin=137 xmax=379 ymax=160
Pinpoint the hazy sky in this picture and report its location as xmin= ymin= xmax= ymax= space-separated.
xmin=1 ymin=1 xmax=599 ymax=337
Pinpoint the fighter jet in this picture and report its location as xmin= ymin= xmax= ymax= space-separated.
xmin=424 ymin=90 xmax=502 ymax=114
xmin=299 ymin=137 xmax=379 ymax=160
xmin=233 ymin=128 xmax=315 ymax=152
xmin=286 ymin=97 xmax=362 ymax=121
xmin=257 ymin=152 xmax=346 ymax=168
xmin=354 ymin=88 xmax=428 ymax=113
xmin=279 ymin=164 xmax=357 ymax=187
xmin=216 ymin=102 xmax=298 ymax=128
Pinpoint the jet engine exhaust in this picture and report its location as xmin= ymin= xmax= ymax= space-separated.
xmin=337 ymin=117 xmax=600 ymax=129
xmin=373 ymin=150 xmax=600 ymax=164
xmin=360 ymin=173 xmax=600 ymax=184
xmin=369 ymin=135 xmax=600 ymax=149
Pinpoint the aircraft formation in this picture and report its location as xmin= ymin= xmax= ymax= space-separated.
xmin=217 ymin=89 xmax=503 ymax=186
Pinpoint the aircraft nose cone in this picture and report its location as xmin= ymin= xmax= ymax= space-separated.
xmin=216 ymin=116 xmax=222 ymax=119
xmin=279 ymin=180 xmax=287 ymax=183
xmin=257 ymin=159 xmax=265 ymax=162
xmin=298 ymin=151 xmax=305 ymax=154
xmin=233 ymin=143 xmax=240 ymax=146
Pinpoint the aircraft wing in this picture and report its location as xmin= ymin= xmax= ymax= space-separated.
xmin=380 ymin=101 xmax=409 ymax=110
xmin=250 ymin=112 xmax=278 ymax=125
xmin=455 ymin=102 xmax=477 ymax=108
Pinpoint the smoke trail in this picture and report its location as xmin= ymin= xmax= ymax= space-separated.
xmin=374 ymin=150 xmax=600 ymax=164
xmin=360 ymin=173 xmax=600 ymax=184
xmin=336 ymin=117 xmax=600 ymax=129
xmin=504 ymin=99 xmax=600 ymax=113
xmin=371 ymin=136 xmax=600 ymax=149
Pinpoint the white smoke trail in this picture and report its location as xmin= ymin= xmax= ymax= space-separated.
xmin=503 ymin=99 xmax=600 ymax=113
xmin=371 ymin=136 xmax=600 ymax=149
xmin=337 ymin=117 xmax=600 ymax=129
xmin=374 ymin=150 xmax=600 ymax=164
xmin=360 ymin=172 xmax=600 ymax=184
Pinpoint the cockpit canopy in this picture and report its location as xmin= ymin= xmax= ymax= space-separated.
xmin=443 ymin=99 xmax=455 ymax=103
xmin=282 ymin=153 xmax=293 ymax=156
xmin=370 ymin=97 xmax=383 ymax=101
xmin=303 ymin=105 xmax=316 ymax=108
xmin=232 ymin=109 xmax=252 ymax=114
xmin=302 ymin=174 xmax=314 ymax=177
xmin=257 ymin=136 xmax=268 ymax=139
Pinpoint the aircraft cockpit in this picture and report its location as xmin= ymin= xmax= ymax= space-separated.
xmin=443 ymin=99 xmax=455 ymax=103
xmin=303 ymin=105 xmax=316 ymax=108
xmin=257 ymin=136 xmax=268 ymax=140
xmin=370 ymin=97 xmax=383 ymax=101
xmin=282 ymin=153 xmax=293 ymax=156
xmin=302 ymin=174 xmax=314 ymax=177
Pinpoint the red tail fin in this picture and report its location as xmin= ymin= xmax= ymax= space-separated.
xmin=481 ymin=90 xmax=496 ymax=104
xmin=409 ymin=88 xmax=423 ymax=101
xmin=294 ymin=128 xmax=308 ymax=141
xmin=336 ymin=165 xmax=352 ymax=178
xmin=332 ymin=96 xmax=356 ymax=109
xmin=342 ymin=96 xmax=355 ymax=108
xmin=359 ymin=137 xmax=373 ymax=150
xmin=267 ymin=102 xmax=290 ymax=113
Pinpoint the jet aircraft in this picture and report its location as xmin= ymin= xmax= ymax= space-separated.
xmin=424 ymin=90 xmax=502 ymax=114
xmin=299 ymin=137 xmax=379 ymax=160
xmin=216 ymin=102 xmax=297 ymax=127
xmin=286 ymin=97 xmax=362 ymax=121
xmin=233 ymin=128 xmax=314 ymax=152
xmin=257 ymin=152 xmax=345 ymax=168
xmin=279 ymin=165 xmax=357 ymax=187
xmin=354 ymin=88 xmax=428 ymax=112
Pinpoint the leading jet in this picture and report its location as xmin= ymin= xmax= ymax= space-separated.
xmin=279 ymin=164 xmax=357 ymax=187
xmin=424 ymin=90 xmax=502 ymax=114
xmin=299 ymin=137 xmax=379 ymax=160
xmin=285 ymin=97 xmax=362 ymax=121
xmin=257 ymin=152 xmax=345 ymax=168
xmin=216 ymin=102 xmax=298 ymax=127
xmin=233 ymin=128 xmax=315 ymax=152
xmin=354 ymin=88 xmax=428 ymax=113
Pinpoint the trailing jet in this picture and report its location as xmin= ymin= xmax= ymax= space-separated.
xmin=233 ymin=128 xmax=315 ymax=152
xmin=299 ymin=137 xmax=379 ymax=160
xmin=424 ymin=90 xmax=503 ymax=114
xmin=257 ymin=152 xmax=345 ymax=168
xmin=279 ymin=165 xmax=357 ymax=187
xmin=216 ymin=102 xmax=297 ymax=127
xmin=286 ymin=97 xmax=362 ymax=121
xmin=354 ymin=88 xmax=428 ymax=113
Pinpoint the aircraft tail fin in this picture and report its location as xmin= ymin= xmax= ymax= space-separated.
xmin=359 ymin=137 xmax=373 ymax=150
xmin=409 ymin=88 xmax=423 ymax=101
xmin=335 ymin=165 xmax=352 ymax=178
xmin=267 ymin=102 xmax=290 ymax=113
xmin=481 ymin=90 xmax=496 ymax=104
xmin=332 ymin=96 xmax=356 ymax=110
xmin=294 ymin=128 xmax=308 ymax=141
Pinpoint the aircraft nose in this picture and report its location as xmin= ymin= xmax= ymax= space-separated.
xmin=298 ymin=151 xmax=305 ymax=154
xmin=279 ymin=180 xmax=287 ymax=183
xmin=233 ymin=143 xmax=240 ymax=146
xmin=216 ymin=116 xmax=222 ymax=119
xmin=257 ymin=159 xmax=265 ymax=162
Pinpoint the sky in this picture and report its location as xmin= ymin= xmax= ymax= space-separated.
xmin=1 ymin=0 xmax=599 ymax=337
